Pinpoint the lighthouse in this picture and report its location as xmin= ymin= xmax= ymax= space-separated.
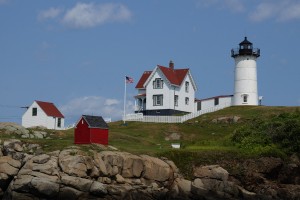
xmin=231 ymin=37 xmax=260 ymax=106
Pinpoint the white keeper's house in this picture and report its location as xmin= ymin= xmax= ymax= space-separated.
xmin=131 ymin=37 xmax=260 ymax=121
xmin=22 ymin=100 xmax=65 ymax=130
xmin=135 ymin=61 xmax=197 ymax=115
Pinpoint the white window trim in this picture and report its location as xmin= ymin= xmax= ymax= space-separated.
xmin=153 ymin=95 xmax=163 ymax=106
xmin=153 ymin=78 xmax=163 ymax=89
xmin=174 ymin=95 xmax=178 ymax=107
xmin=185 ymin=97 xmax=189 ymax=105
xmin=185 ymin=81 xmax=189 ymax=93
xmin=242 ymin=94 xmax=249 ymax=103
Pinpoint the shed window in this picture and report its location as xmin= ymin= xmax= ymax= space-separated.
xmin=32 ymin=108 xmax=37 ymax=116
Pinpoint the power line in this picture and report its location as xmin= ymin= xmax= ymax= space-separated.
xmin=0 ymin=116 xmax=21 ymax=119
xmin=0 ymin=104 xmax=26 ymax=108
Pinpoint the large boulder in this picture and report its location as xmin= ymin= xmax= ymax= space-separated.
xmin=30 ymin=177 xmax=60 ymax=198
xmin=193 ymin=165 xmax=229 ymax=181
xmin=101 ymin=151 xmax=144 ymax=178
xmin=101 ymin=151 xmax=124 ymax=176
xmin=93 ymin=152 xmax=108 ymax=176
xmin=5 ymin=153 xmax=61 ymax=198
xmin=61 ymin=175 xmax=93 ymax=192
xmin=141 ymin=155 xmax=172 ymax=182
xmin=0 ymin=156 xmax=22 ymax=195
xmin=2 ymin=139 xmax=25 ymax=159
xmin=89 ymin=181 xmax=108 ymax=196
xmin=0 ymin=156 xmax=21 ymax=176
xmin=0 ymin=123 xmax=29 ymax=136
xmin=192 ymin=165 xmax=256 ymax=199
xmin=58 ymin=149 xmax=94 ymax=178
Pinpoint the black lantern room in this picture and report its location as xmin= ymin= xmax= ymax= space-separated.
xmin=231 ymin=37 xmax=260 ymax=58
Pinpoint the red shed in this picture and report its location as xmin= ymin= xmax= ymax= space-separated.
xmin=74 ymin=115 xmax=109 ymax=145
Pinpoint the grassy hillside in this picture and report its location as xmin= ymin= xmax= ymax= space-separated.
xmin=109 ymin=106 xmax=299 ymax=154
xmin=1 ymin=106 xmax=299 ymax=178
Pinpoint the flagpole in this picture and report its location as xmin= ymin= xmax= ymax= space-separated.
xmin=123 ymin=76 xmax=126 ymax=124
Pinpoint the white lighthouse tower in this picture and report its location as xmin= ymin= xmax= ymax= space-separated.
xmin=231 ymin=37 xmax=260 ymax=106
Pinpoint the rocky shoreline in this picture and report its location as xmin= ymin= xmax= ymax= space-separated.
xmin=0 ymin=123 xmax=300 ymax=199
xmin=0 ymin=139 xmax=256 ymax=199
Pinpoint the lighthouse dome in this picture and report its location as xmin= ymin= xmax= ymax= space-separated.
xmin=231 ymin=37 xmax=260 ymax=58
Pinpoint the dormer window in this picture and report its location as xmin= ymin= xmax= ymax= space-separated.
xmin=153 ymin=78 xmax=163 ymax=89
xmin=185 ymin=81 xmax=189 ymax=92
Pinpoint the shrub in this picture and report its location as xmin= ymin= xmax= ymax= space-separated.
xmin=231 ymin=111 xmax=300 ymax=156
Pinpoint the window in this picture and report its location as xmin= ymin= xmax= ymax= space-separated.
xmin=153 ymin=95 xmax=163 ymax=106
xmin=32 ymin=108 xmax=37 ymax=116
xmin=214 ymin=98 xmax=219 ymax=106
xmin=185 ymin=81 xmax=189 ymax=92
xmin=174 ymin=95 xmax=178 ymax=107
xmin=197 ymin=101 xmax=202 ymax=111
xmin=185 ymin=97 xmax=189 ymax=105
xmin=243 ymin=95 xmax=248 ymax=103
xmin=153 ymin=78 xmax=163 ymax=89
xmin=57 ymin=118 xmax=61 ymax=128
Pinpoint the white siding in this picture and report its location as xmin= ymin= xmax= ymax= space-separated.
xmin=175 ymin=73 xmax=195 ymax=113
xmin=137 ymin=89 xmax=146 ymax=95
xmin=146 ymin=70 xmax=173 ymax=110
xmin=145 ymin=69 xmax=196 ymax=113
xmin=197 ymin=96 xmax=232 ymax=111
xmin=233 ymin=56 xmax=258 ymax=105
xmin=22 ymin=101 xmax=64 ymax=130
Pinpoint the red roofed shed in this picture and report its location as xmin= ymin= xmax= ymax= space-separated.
xmin=74 ymin=115 xmax=109 ymax=145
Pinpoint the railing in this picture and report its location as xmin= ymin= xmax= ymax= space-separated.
xmin=231 ymin=48 xmax=260 ymax=57
xmin=135 ymin=105 xmax=145 ymax=113
xmin=123 ymin=103 xmax=230 ymax=123
xmin=124 ymin=113 xmax=144 ymax=121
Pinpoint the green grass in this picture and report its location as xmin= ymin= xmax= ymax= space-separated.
xmin=1 ymin=106 xmax=299 ymax=178
xmin=108 ymin=106 xmax=300 ymax=155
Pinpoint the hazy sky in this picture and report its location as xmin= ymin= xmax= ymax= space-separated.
xmin=1 ymin=0 xmax=300 ymax=125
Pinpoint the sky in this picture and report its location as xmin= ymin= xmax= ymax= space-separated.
xmin=1 ymin=0 xmax=300 ymax=125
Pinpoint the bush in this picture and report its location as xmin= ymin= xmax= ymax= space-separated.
xmin=231 ymin=111 xmax=300 ymax=156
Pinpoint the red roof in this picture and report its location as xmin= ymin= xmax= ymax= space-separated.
xmin=135 ymin=71 xmax=152 ymax=88
xmin=135 ymin=66 xmax=189 ymax=88
xmin=158 ymin=65 xmax=189 ymax=86
xmin=36 ymin=101 xmax=64 ymax=118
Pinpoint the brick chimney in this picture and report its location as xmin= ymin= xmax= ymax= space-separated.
xmin=169 ymin=60 xmax=174 ymax=69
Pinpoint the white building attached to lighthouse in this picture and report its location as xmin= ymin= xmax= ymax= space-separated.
xmin=125 ymin=37 xmax=262 ymax=123
xmin=231 ymin=37 xmax=260 ymax=106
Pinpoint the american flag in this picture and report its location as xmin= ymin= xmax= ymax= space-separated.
xmin=126 ymin=76 xmax=134 ymax=83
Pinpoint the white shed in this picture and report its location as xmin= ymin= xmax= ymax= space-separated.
xmin=22 ymin=100 xmax=65 ymax=130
